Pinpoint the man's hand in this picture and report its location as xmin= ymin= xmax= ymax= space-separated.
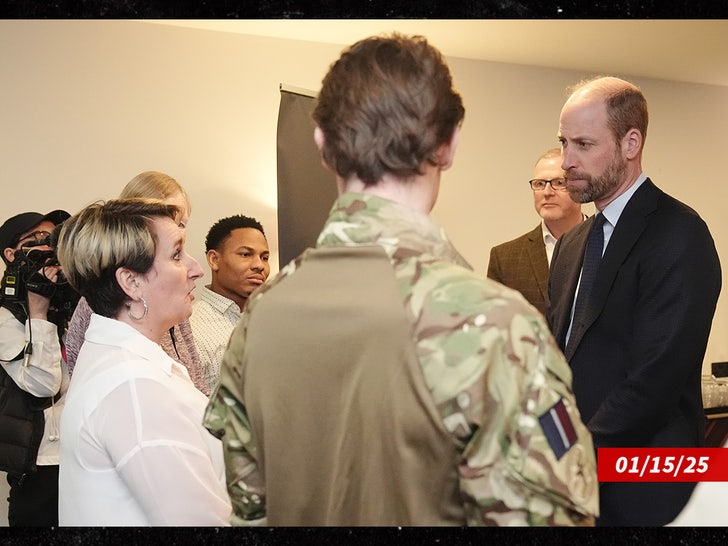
xmin=26 ymin=264 xmax=60 ymax=319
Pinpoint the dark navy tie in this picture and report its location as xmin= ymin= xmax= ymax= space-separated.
xmin=567 ymin=213 xmax=606 ymax=354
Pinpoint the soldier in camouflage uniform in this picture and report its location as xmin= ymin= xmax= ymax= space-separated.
xmin=204 ymin=33 xmax=598 ymax=526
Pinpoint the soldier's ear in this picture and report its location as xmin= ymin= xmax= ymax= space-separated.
xmin=313 ymin=126 xmax=324 ymax=151
xmin=437 ymin=126 xmax=461 ymax=171
xmin=314 ymin=126 xmax=333 ymax=172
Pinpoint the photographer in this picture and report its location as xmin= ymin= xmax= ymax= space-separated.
xmin=0 ymin=209 xmax=73 ymax=527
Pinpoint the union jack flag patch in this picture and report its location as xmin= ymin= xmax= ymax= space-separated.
xmin=539 ymin=398 xmax=578 ymax=460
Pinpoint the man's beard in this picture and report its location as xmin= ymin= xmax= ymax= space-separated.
xmin=566 ymin=151 xmax=626 ymax=204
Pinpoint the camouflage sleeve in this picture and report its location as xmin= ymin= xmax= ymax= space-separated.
xmin=203 ymin=315 xmax=267 ymax=525
xmin=407 ymin=263 xmax=599 ymax=526
xmin=202 ymin=255 xmax=305 ymax=525
xmin=457 ymin=309 xmax=599 ymax=525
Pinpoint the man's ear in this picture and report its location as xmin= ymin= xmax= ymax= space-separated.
xmin=206 ymin=249 xmax=219 ymax=272
xmin=115 ymin=267 xmax=140 ymax=299
xmin=314 ymin=126 xmax=333 ymax=172
xmin=313 ymin=126 xmax=325 ymax=152
xmin=3 ymin=247 xmax=16 ymax=263
xmin=622 ymin=128 xmax=643 ymax=160
xmin=437 ymin=126 xmax=461 ymax=171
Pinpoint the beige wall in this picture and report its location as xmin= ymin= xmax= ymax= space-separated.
xmin=0 ymin=21 xmax=726 ymax=376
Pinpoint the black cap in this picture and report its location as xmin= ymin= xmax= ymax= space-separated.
xmin=0 ymin=209 xmax=71 ymax=257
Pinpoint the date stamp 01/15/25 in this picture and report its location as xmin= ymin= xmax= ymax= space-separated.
xmin=598 ymin=448 xmax=728 ymax=482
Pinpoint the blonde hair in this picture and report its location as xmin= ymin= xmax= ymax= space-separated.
xmin=120 ymin=171 xmax=191 ymax=214
xmin=56 ymin=198 xmax=178 ymax=317
xmin=536 ymin=147 xmax=562 ymax=165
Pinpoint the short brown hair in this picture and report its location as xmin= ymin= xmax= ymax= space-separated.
xmin=312 ymin=33 xmax=465 ymax=186
xmin=568 ymin=76 xmax=648 ymax=147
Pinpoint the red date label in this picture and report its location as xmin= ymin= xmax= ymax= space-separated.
xmin=598 ymin=448 xmax=728 ymax=482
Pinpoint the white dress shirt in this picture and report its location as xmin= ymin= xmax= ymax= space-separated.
xmin=542 ymin=224 xmax=558 ymax=265
xmin=189 ymin=286 xmax=241 ymax=392
xmin=58 ymin=314 xmax=231 ymax=526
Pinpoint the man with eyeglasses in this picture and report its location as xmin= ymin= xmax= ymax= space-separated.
xmin=0 ymin=209 xmax=72 ymax=527
xmin=487 ymin=148 xmax=585 ymax=315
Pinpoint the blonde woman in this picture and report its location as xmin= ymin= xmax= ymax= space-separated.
xmin=64 ymin=171 xmax=208 ymax=395
xmin=56 ymin=198 xmax=231 ymax=526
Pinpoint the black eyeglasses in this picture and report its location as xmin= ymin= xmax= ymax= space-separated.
xmin=529 ymin=178 xmax=568 ymax=191
xmin=13 ymin=230 xmax=52 ymax=248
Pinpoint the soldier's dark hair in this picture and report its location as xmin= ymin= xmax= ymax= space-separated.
xmin=312 ymin=33 xmax=465 ymax=186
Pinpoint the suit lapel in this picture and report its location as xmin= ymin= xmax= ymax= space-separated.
xmin=568 ymin=179 xmax=661 ymax=357
xmin=526 ymin=224 xmax=549 ymax=303
xmin=551 ymin=220 xmax=591 ymax=351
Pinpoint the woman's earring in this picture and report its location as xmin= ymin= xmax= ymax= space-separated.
xmin=126 ymin=296 xmax=148 ymax=321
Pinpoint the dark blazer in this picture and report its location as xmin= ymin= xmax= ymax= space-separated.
xmin=547 ymin=179 xmax=722 ymax=526
xmin=487 ymin=224 xmax=549 ymax=316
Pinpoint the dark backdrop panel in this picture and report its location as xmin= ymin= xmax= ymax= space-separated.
xmin=276 ymin=87 xmax=337 ymax=267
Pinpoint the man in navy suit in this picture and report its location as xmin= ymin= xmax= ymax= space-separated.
xmin=548 ymin=76 xmax=722 ymax=526
xmin=488 ymin=148 xmax=584 ymax=315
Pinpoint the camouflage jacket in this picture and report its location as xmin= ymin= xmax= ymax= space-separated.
xmin=204 ymin=192 xmax=598 ymax=526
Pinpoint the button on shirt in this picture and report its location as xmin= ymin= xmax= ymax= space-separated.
xmin=189 ymin=286 xmax=242 ymax=393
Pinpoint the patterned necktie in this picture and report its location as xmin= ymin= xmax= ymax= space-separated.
xmin=567 ymin=213 xmax=607 ymax=353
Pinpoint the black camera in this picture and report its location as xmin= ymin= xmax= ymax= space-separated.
xmin=1 ymin=233 xmax=79 ymax=331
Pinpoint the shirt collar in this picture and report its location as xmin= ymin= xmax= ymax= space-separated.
xmin=317 ymin=192 xmax=472 ymax=269
xmin=541 ymin=222 xmax=557 ymax=245
xmin=84 ymin=313 xmax=179 ymax=377
xmin=601 ymin=172 xmax=647 ymax=227
xmin=541 ymin=212 xmax=587 ymax=245
xmin=198 ymin=285 xmax=241 ymax=316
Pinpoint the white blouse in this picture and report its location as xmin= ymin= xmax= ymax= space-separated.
xmin=58 ymin=314 xmax=231 ymax=526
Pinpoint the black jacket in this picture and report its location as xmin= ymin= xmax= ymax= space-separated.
xmin=0 ymin=301 xmax=54 ymax=477
xmin=548 ymin=180 xmax=722 ymax=526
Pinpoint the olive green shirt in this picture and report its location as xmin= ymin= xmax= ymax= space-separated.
xmin=204 ymin=192 xmax=598 ymax=526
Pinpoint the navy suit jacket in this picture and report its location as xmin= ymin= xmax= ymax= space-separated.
xmin=487 ymin=224 xmax=549 ymax=316
xmin=547 ymin=179 xmax=722 ymax=526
